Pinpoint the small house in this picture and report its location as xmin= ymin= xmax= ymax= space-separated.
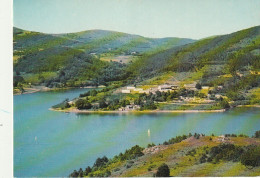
xmin=127 ymin=86 xmax=136 ymax=90
xmin=217 ymin=86 xmax=223 ymax=89
xmin=133 ymin=88 xmax=143 ymax=92
xmin=184 ymin=83 xmax=197 ymax=90
xmin=158 ymin=85 xmax=172 ymax=92
xmin=215 ymin=94 xmax=222 ymax=99
xmin=122 ymin=89 xmax=131 ymax=94
xmin=202 ymin=86 xmax=210 ymax=90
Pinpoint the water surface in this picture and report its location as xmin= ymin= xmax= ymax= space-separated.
xmin=14 ymin=89 xmax=260 ymax=177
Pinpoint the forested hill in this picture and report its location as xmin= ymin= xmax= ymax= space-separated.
xmin=13 ymin=27 xmax=195 ymax=87
xmin=123 ymin=25 xmax=260 ymax=104
xmin=127 ymin=25 xmax=260 ymax=81
xmin=13 ymin=25 xmax=260 ymax=96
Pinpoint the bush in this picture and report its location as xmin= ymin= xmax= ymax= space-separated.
xmin=195 ymin=83 xmax=202 ymax=90
xmin=219 ymin=99 xmax=230 ymax=109
xmin=254 ymin=130 xmax=260 ymax=138
xmin=99 ymin=100 xmax=108 ymax=109
xmin=241 ymin=146 xmax=260 ymax=167
xmin=155 ymin=163 xmax=170 ymax=177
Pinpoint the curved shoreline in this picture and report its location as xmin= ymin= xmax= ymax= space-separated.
xmin=14 ymin=86 xmax=103 ymax=95
xmin=49 ymin=108 xmax=226 ymax=114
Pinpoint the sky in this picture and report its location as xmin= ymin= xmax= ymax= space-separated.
xmin=13 ymin=0 xmax=260 ymax=39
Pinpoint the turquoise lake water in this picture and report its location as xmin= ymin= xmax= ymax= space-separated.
xmin=14 ymin=88 xmax=260 ymax=177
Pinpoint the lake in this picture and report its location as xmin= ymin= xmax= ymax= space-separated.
xmin=14 ymin=88 xmax=260 ymax=177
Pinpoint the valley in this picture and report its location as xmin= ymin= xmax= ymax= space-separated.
xmin=13 ymin=26 xmax=260 ymax=112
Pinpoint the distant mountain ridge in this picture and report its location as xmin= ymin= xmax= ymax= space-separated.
xmin=13 ymin=27 xmax=195 ymax=56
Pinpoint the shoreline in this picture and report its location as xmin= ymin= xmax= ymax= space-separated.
xmin=237 ymin=105 xmax=260 ymax=108
xmin=49 ymin=108 xmax=226 ymax=114
xmin=13 ymin=85 xmax=103 ymax=95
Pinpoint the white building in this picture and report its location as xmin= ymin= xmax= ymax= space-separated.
xmin=202 ymin=86 xmax=210 ymax=90
xmin=215 ymin=94 xmax=222 ymax=99
xmin=158 ymin=85 xmax=172 ymax=92
xmin=158 ymin=85 xmax=179 ymax=92
xmin=122 ymin=89 xmax=131 ymax=94
xmin=127 ymin=86 xmax=136 ymax=90
xmin=133 ymin=88 xmax=143 ymax=92
xmin=184 ymin=83 xmax=197 ymax=90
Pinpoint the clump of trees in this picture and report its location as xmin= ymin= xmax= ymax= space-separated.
xmin=69 ymin=145 xmax=144 ymax=177
xmin=147 ymin=143 xmax=156 ymax=148
xmin=79 ymin=89 xmax=98 ymax=97
xmin=210 ymin=98 xmax=230 ymax=110
xmin=75 ymin=99 xmax=92 ymax=110
xmin=163 ymin=134 xmax=188 ymax=145
xmin=224 ymin=134 xmax=248 ymax=138
xmin=115 ymin=145 xmax=144 ymax=161
xmin=52 ymin=98 xmax=70 ymax=109
xmin=199 ymin=143 xmax=260 ymax=167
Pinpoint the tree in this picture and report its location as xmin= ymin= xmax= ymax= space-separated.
xmin=90 ymin=89 xmax=98 ymax=96
xmin=155 ymin=163 xmax=170 ymax=177
xmin=254 ymin=130 xmax=260 ymax=138
xmin=196 ymin=83 xmax=202 ymax=90
xmin=69 ymin=170 xmax=79 ymax=177
xmin=93 ymin=156 xmax=109 ymax=168
xmin=121 ymin=99 xmax=130 ymax=107
xmin=219 ymin=99 xmax=230 ymax=109
xmin=84 ymin=166 xmax=92 ymax=176
xmin=78 ymin=168 xmax=83 ymax=177
xmin=99 ymin=99 xmax=108 ymax=108
xmin=13 ymin=75 xmax=24 ymax=87
xmin=240 ymin=146 xmax=260 ymax=167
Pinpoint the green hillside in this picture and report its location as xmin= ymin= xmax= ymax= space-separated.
xmin=13 ymin=27 xmax=194 ymax=88
xmin=128 ymin=25 xmax=260 ymax=80
xmin=69 ymin=132 xmax=260 ymax=177
xmin=124 ymin=26 xmax=260 ymax=105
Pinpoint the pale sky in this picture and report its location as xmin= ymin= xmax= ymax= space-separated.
xmin=13 ymin=0 xmax=260 ymax=39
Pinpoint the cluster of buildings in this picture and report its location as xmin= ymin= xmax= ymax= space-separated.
xmin=118 ymin=104 xmax=140 ymax=111
xmin=121 ymin=86 xmax=147 ymax=94
xmin=121 ymin=84 xmax=224 ymax=101
xmin=121 ymin=83 xmax=196 ymax=94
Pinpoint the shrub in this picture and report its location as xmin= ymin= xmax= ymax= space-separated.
xmin=254 ymin=130 xmax=260 ymax=138
xmin=195 ymin=83 xmax=202 ymax=89
xmin=219 ymin=99 xmax=230 ymax=109
xmin=155 ymin=163 xmax=170 ymax=177
xmin=99 ymin=99 xmax=108 ymax=109
xmin=241 ymin=146 xmax=260 ymax=167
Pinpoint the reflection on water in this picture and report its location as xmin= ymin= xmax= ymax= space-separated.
xmin=14 ymin=89 xmax=260 ymax=177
